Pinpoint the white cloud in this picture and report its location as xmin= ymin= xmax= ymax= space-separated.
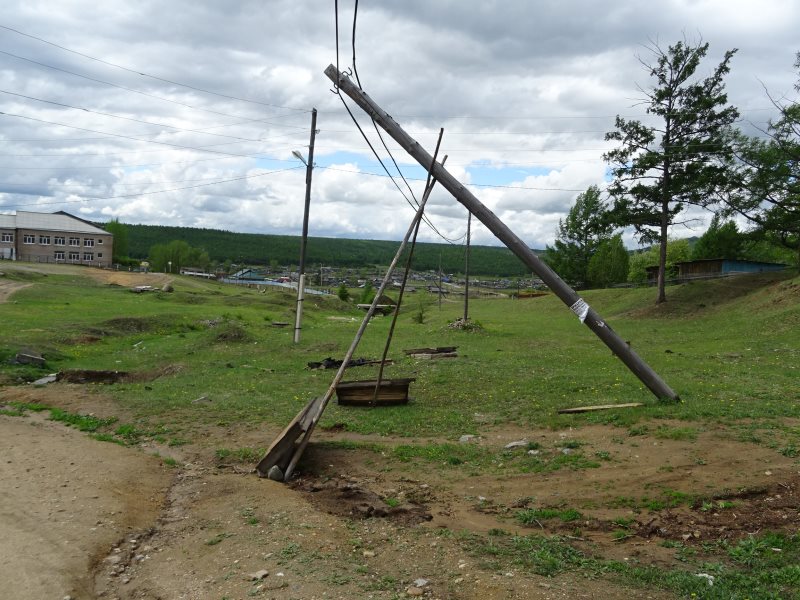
xmin=0 ymin=0 xmax=797 ymax=251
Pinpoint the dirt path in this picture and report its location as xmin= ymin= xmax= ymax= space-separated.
xmin=1 ymin=263 xmax=171 ymax=291
xmin=0 ymin=413 xmax=171 ymax=600
xmin=0 ymin=278 xmax=31 ymax=303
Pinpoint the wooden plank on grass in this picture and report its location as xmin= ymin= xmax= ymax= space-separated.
xmin=409 ymin=352 xmax=458 ymax=360
xmin=403 ymin=346 xmax=457 ymax=355
xmin=557 ymin=402 xmax=643 ymax=414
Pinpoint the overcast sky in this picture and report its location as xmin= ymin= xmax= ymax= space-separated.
xmin=0 ymin=1 xmax=797 ymax=249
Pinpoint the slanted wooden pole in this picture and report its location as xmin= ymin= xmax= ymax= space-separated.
xmin=375 ymin=137 xmax=447 ymax=402
xmin=325 ymin=65 xmax=679 ymax=402
xmin=281 ymin=160 xmax=446 ymax=481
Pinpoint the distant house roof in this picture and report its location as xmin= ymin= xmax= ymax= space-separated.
xmin=674 ymin=258 xmax=790 ymax=270
xmin=0 ymin=210 xmax=109 ymax=235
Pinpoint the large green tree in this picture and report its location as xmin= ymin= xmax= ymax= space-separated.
xmin=728 ymin=53 xmax=800 ymax=266
xmin=104 ymin=218 xmax=129 ymax=263
xmin=543 ymin=186 xmax=614 ymax=288
xmin=149 ymin=240 xmax=210 ymax=273
xmin=691 ymin=215 xmax=744 ymax=260
xmin=587 ymin=234 xmax=629 ymax=288
xmin=605 ymin=40 xmax=739 ymax=303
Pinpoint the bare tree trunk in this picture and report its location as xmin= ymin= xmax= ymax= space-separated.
xmin=657 ymin=154 xmax=671 ymax=304
xmin=657 ymin=199 xmax=669 ymax=304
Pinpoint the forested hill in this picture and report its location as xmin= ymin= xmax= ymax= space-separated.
xmin=123 ymin=223 xmax=536 ymax=276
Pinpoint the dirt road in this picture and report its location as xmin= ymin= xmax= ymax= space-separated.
xmin=0 ymin=412 xmax=170 ymax=600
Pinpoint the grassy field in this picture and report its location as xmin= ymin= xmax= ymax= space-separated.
xmin=2 ymin=264 xmax=799 ymax=598
xmin=3 ymin=266 xmax=798 ymax=437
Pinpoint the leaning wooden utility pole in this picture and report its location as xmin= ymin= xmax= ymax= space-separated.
xmin=325 ymin=65 xmax=679 ymax=402
xmin=294 ymin=108 xmax=318 ymax=344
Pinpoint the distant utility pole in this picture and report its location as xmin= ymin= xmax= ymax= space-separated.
xmin=463 ymin=212 xmax=471 ymax=321
xmin=293 ymin=108 xmax=317 ymax=344
xmin=325 ymin=65 xmax=679 ymax=402
xmin=438 ymin=251 xmax=442 ymax=310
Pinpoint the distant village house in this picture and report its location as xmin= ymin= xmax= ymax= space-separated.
xmin=646 ymin=258 xmax=789 ymax=282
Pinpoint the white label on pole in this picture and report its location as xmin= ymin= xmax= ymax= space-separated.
xmin=570 ymin=298 xmax=590 ymax=323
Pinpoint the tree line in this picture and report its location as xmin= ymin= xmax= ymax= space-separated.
xmin=111 ymin=222 xmax=533 ymax=277
xmin=544 ymin=40 xmax=799 ymax=302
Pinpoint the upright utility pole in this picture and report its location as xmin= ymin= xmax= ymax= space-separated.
xmin=294 ymin=108 xmax=317 ymax=344
xmin=438 ymin=251 xmax=442 ymax=310
xmin=325 ymin=65 xmax=679 ymax=402
xmin=463 ymin=212 xmax=471 ymax=321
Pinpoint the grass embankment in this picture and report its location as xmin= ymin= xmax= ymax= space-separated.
xmin=1 ymin=267 xmax=798 ymax=439
xmin=2 ymin=265 xmax=799 ymax=598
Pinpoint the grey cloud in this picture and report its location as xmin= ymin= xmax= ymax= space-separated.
xmin=0 ymin=0 xmax=796 ymax=249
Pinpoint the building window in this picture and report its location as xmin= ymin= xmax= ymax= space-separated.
xmin=84 ymin=238 xmax=94 ymax=247
xmin=1 ymin=233 xmax=12 ymax=243
xmin=23 ymin=234 xmax=35 ymax=244
xmin=97 ymin=252 xmax=103 ymax=258
xmin=54 ymin=251 xmax=65 ymax=260
xmin=83 ymin=252 xmax=94 ymax=261
xmin=39 ymin=235 xmax=51 ymax=245
xmin=54 ymin=236 xmax=65 ymax=245
xmin=97 ymin=239 xmax=104 ymax=244
xmin=69 ymin=237 xmax=80 ymax=246
xmin=69 ymin=252 xmax=80 ymax=261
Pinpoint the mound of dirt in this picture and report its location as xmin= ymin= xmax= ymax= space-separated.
xmin=291 ymin=474 xmax=433 ymax=525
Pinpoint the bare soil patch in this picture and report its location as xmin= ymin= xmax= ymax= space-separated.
xmin=2 ymin=384 xmax=798 ymax=599
xmin=0 ymin=412 xmax=171 ymax=600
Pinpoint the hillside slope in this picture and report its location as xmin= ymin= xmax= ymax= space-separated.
xmin=120 ymin=223 xmax=534 ymax=276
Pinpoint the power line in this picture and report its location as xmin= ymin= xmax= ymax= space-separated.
xmin=347 ymin=107 xmax=779 ymax=121
xmin=0 ymin=88 xmax=275 ymax=142
xmin=317 ymin=165 xmax=586 ymax=192
xmin=0 ymin=24 xmax=310 ymax=112
xmin=0 ymin=48 xmax=309 ymax=124
xmin=0 ymin=109 xmax=306 ymax=161
xmin=0 ymin=132 xmax=304 ymax=158
xmin=340 ymin=1 xmax=465 ymax=245
xmin=0 ymin=165 xmax=305 ymax=209
xmin=0 ymin=151 xmax=300 ymax=170
xmin=0 ymin=163 xmax=587 ymax=193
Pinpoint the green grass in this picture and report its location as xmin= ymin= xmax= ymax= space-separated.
xmin=3 ymin=267 xmax=799 ymax=440
xmin=516 ymin=507 xmax=584 ymax=524
xmin=466 ymin=530 xmax=800 ymax=598
xmin=3 ymin=266 xmax=800 ymax=599
xmin=205 ymin=532 xmax=233 ymax=546
xmin=0 ymin=401 xmax=50 ymax=416
xmin=214 ymin=447 xmax=263 ymax=463
xmin=48 ymin=407 xmax=117 ymax=432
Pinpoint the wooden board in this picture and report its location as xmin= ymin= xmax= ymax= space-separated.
xmin=255 ymin=396 xmax=324 ymax=477
xmin=403 ymin=346 xmax=456 ymax=355
xmin=557 ymin=402 xmax=644 ymax=414
xmin=408 ymin=352 xmax=457 ymax=360
xmin=336 ymin=378 xmax=415 ymax=406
